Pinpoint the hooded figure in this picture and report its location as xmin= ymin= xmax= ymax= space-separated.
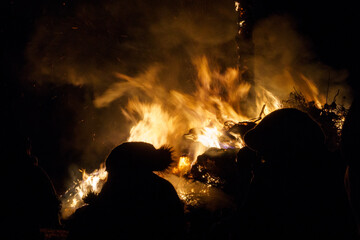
xmin=238 ymin=108 xmax=358 ymax=240
xmin=67 ymin=142 xmax=185 ymax=240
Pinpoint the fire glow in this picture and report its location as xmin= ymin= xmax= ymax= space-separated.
xmin=59 ymin=54 xmax=330 ymax=218
xmin=61 ymin=164 xmax=108 ymax=219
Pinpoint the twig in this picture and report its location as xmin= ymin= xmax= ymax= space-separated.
xmin=332 ymin=89 xmax=340 ymax=103
xmin=255 ymin=104 xmax=266 ymax=122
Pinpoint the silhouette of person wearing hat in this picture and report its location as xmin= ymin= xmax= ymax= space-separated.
xmin=238 ymin=108 xmax=358 ymax=239
xmin=66 ymin=142 xmax=185 ymax=240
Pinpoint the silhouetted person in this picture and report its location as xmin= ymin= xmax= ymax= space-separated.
xmin=342 ymin=97 xmax=360 ymax=235
xmin=66 ymin=142 xmax=185 ymax=240
xmin=3 ymin=137 xmax=61 ymax=240
xmin=238 ymin=108 xmax=358 ymax=240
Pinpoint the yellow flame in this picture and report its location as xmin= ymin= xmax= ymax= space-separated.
xmin=178 ymin=156 xmax=191 ymax=170
xmin=300 ymin=73 xmax=325 ymax=107
xmin=60 ymin=163 xmax=108 ymax=219
xmin=196 ymin=126 xmax=222 ymax=149
xmin=126 ymin=101 xmax=180 ymax=148
xmin=172 ymin=156 xmax=191 ymax=175
xmin=119 ymin=56 xmax=283 ymax=162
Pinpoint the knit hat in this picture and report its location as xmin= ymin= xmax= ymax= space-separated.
xmin=105 ymin=142 xmax=174 ymax=173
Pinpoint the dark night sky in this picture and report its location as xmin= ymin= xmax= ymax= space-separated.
xmin=1 ymin=0 xmax=359 ymax=193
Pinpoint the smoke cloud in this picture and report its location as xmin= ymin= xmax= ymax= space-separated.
xmin=252 ymin=15 xmax=351 ymax=106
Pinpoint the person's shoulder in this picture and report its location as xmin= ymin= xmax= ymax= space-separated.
xmin=150 ymin=173 xmax=180 ymax=197
xmin=151 ymin=173 xmax=174 ymax=188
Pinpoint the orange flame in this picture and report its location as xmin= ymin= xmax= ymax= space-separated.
xmin=122 ymin=56 xmax=282 ymax=162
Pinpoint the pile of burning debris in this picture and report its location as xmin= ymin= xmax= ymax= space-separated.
xmin=187 ymin=89 xmax=347 ymax=184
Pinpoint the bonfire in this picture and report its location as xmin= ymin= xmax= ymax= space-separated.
xmin=59 ymin=1 xmax=349 ymax=220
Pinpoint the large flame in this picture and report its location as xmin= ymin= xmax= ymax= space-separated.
xmin=123 ymin=56 xmax=281 ymax=160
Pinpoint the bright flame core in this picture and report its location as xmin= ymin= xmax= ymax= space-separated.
xmin=171 ymin=156 xmax=191 ymax=175
xmin=197 ymin=126 xmax=223 ymax=149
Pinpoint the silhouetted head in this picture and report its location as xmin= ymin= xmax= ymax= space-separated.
xmin=244 ymin=108 xmax=325 ymax=165
xmin=105 ymin=142 xmax=173 ymax=180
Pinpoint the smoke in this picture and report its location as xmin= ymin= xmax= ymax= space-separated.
xmin=25 ymin=0 xmax=237 ymax=170
xmin=252 ymin=15 xmax=352 ymax=106
xmin=26 ymin=0 xmax=236 ymax=88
